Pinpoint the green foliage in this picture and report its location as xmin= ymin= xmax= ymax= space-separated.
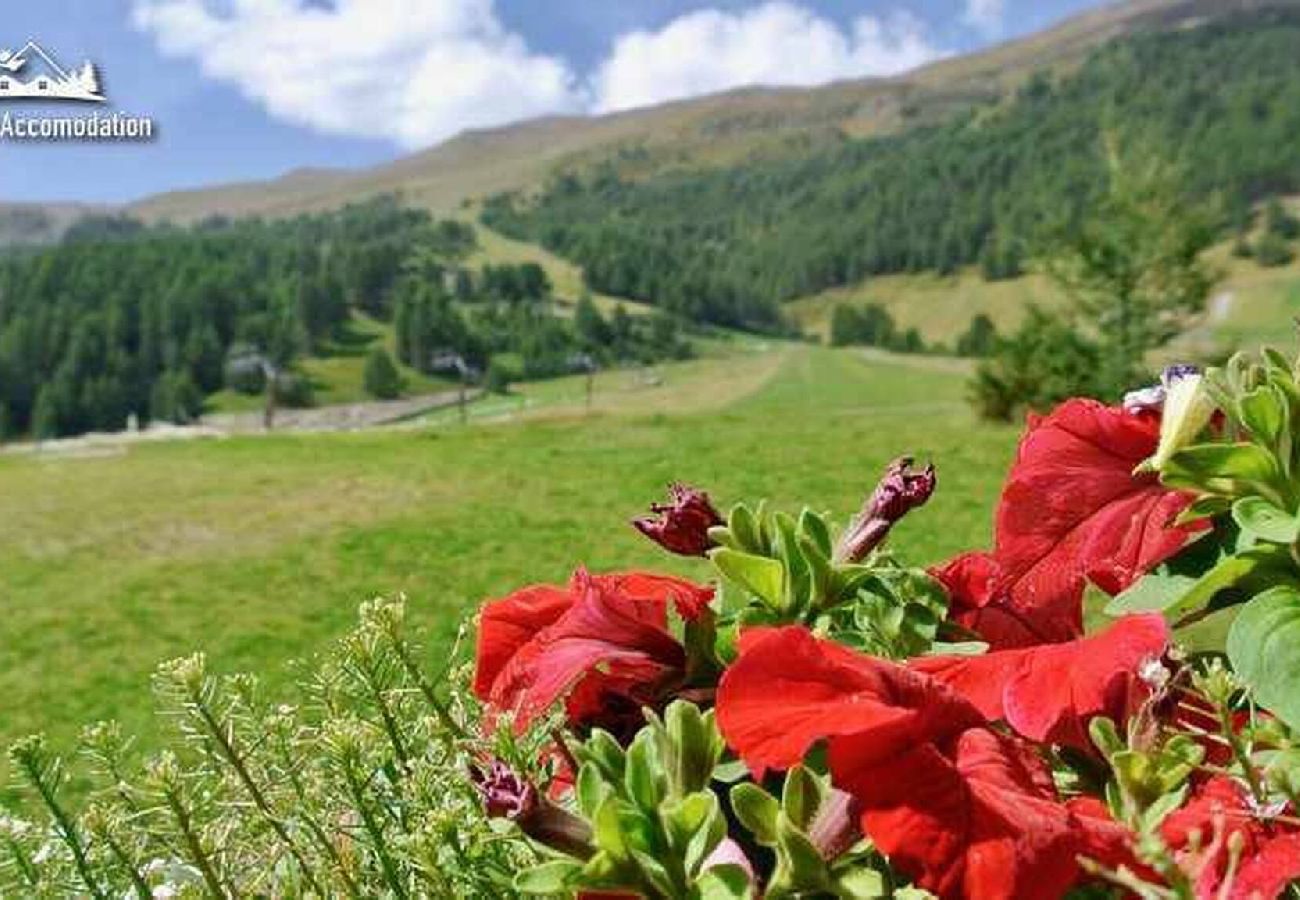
xmin=829 ymin=304 xmax=928 ymax=354
xmin=1265 ymin=198 xmax=1300 ymax=240
xmin=1043 ymin=139 xmax=1220 ymax=390
xmin=707 ymin=502 xmax=948 ymax=659
xmin=969 ymin=307 xmax=1112 ymax=422
xmin=1254 ymin=231 xmax=1296 ymax=268
xmin=0 ymin=196 xmax=455 ymax=438
xmin=1106 ymin=348 xmax=1300 ymax=729
xmin=483 ymin=12 xmax=1300 ymax=322
xmin=2 ymin=599 xmax=535 ymax=898
xmin=535 ymin=702 xmax=737 ymax=899
xmin=362 ymin=346 xmax=403 ymax=400
xmin=955 ymin=313 xmax=998 ymax=358
xmin=731 ymin=769 xmax=886 ymax=899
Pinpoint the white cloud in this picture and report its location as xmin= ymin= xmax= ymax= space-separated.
xmin=591 ymin=3 xmax=942 ymax=114
xmin=963 ymin=0 xmax=1006 ymax=33
xmin=132 ymin=0 xmax=945 ymax=149
xmin=132 ymin=0 xmax=583 ymax=149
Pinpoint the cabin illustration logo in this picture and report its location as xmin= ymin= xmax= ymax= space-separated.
xmin=0 ymin=41 xmax=105 ymax=103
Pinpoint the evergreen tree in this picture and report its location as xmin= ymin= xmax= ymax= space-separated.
xmin=363 ymin=347 xmax=403 ymax=400
xmin=956 ymin=314 xmax=999 ymax=357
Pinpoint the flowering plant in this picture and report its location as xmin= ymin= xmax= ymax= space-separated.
xmin=472 ymin=351 xmax=1300 ymax=899
xmin=7 ymin=351 xmax=1300 ymax=899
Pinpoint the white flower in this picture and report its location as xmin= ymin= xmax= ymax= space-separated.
xmin=1138 ymin=656 xmax=1171 ymax=690
xmin=1149 ymin=366 xmax=1216 ymax=473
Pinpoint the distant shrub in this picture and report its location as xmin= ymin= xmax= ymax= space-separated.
xmin=363 ymin=347 xmax=403 ymax=400
xmin=1265 ymin=197 xmax=1300 ymax=240
xmin=484 ymin=358 xmax=518 ymax=395
xmin=969 ymin=307 xmax=1117 ymax=422
xmin=830 ymin=303 xmax=891 ymax=348
xmin=1256 ymin=232 xmax=1296 ymax=268
xmin=956 ymin=313 xmax=999 ymax=357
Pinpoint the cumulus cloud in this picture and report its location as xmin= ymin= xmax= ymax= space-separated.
xmin=132 ymin=0 xmax=582 ymax=149
xmin=963 ymin=0 xmax=1006 ymax=32
xmin=132 ymin=0 xmax=945 ymax=149
xmin=592 ymin=3 xmax=941 ymax=114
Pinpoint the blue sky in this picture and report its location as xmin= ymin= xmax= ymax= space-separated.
xmin=0 ymin=0 xmax=1106 ymax=205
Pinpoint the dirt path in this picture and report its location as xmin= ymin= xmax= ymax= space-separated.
xmin=201 ymin=388 xmax=483 ymax=434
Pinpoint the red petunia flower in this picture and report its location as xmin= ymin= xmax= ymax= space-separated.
xmin=912 ymin=613 xmax=1170 ymax=751
xmin=715 ymin=627 xmax=1136 ymax=899
xmin=1161 ymin=776 xmax=1300 ymax=899
xmin=474 ymin=569 xmax=714 ymax=734
xmin=933 ymin=399 xmax=1205 ymax=649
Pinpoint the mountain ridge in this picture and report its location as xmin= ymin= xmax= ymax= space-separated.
xmin=116 ymin=0 xmax=1300 ymax=225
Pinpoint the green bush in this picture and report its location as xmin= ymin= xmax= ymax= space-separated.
xmin=362 ymin=347 xmax=403 ymax=400
xmin=1255 ymin=231 xmax=1296 ymax=268
xmin=969 ymin=308 xmax=1118 ymax=422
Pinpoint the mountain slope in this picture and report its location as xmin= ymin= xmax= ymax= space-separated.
xmin=125 ymin=0 xmax=1300 ymax=225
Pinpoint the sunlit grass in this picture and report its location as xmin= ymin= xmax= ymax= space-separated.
xmin=0 ymin=346 xmax=1017 ymax=767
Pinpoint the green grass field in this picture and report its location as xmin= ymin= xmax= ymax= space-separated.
xmin=0 ymin=346 xmax=1018 ymax=769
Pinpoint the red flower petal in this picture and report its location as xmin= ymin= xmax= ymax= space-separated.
xmin=934 ymin=400 xmax=1205 ymax=650
xmin=596 ymin=570 xmax=715 ymax=621
xmin=913 ymin=613 xmax=1170 ymax=750
xmin=1231 ymin=833 xmax=1300 ymax=899
xmin=1161 ymin=776 xmax=1300 ymax=897
xmin=474 ymin=584 xmax=575 ymax=700
xmin=716 ymin=626 xmax=982 ymax=773
xmin=715 ymin=628 xmax=1143 ymax=899
xmin=991 ymin=399 xmax=1203 ymax=643
xmin=474 ymin=569 xmax=711 ymax=732
xmin=850 ymin=728 xmax=1105 ymax=900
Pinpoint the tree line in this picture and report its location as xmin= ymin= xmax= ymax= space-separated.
xmin=482 ymin=10 xmax=1300 ymax=328
xmin=0 ymin=197 xmax=689 ymax=439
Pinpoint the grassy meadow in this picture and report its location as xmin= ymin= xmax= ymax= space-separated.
xmin=0 ymin=345 xmax=1018 ymax=771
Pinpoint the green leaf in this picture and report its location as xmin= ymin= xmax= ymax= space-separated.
xmin=625 ymin=732 xmax=668 ymax=811
xmin=662 ymin=791 xmax=715 ymax=853
xmin=1106 ymin=538 xmax=1287 ymax=620
xmin=580 ymin=729 xmax=627 ymax=783
xmin=593 ymin=797 xmax=630 ymax=861
xmin=1175 ymin=494 xmax=1234 ymax=526
xmin=1228 ymin=586 xmax=1300 ymax=730
xmin=1232 ymin=496 xmax=1300 ymax=544
xmin=712 ymin=758 xmax=750 ymax=784
xmin=693 ymin=865 xmax=754 ymax=900
xmin=1161 ymin=443 xmax=1281 ymax=492
xmin=781 ymin=766 xmax=824 ymax=832
xmin=777 ymin=815 xmax=830 ymax=889
xmin=798 ymin=508 xmax=833 ymax=559
xmin=577 ymin=763 xmax=612 ymax=820
xmin=731 ymin=782 xmax=780 ymax=846
xmin=728 ymin=504 xmax=762 ymax=553
xmin=711 ymin=548 xmax=787 ymax=612
xmin=831 ymin=867 xmax=888 ymax=899
xmin=1239 ymin=384 xmax=1288 ymax=445
xmin=665 ymin=701 xmax=722 ymax=796
xmin=513 ymin=860 xmax=582 ymax=893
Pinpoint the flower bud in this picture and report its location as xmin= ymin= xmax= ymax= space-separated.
xmin=1147 ymin=367 xmax=1215 ymax=471
xmin=633 ymin=482 xmax=724 ymax=557
xmin=836 ymin=457 xmax=936 ymax=563
xmin=469 ymin=759 xmax=593 ymax=860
